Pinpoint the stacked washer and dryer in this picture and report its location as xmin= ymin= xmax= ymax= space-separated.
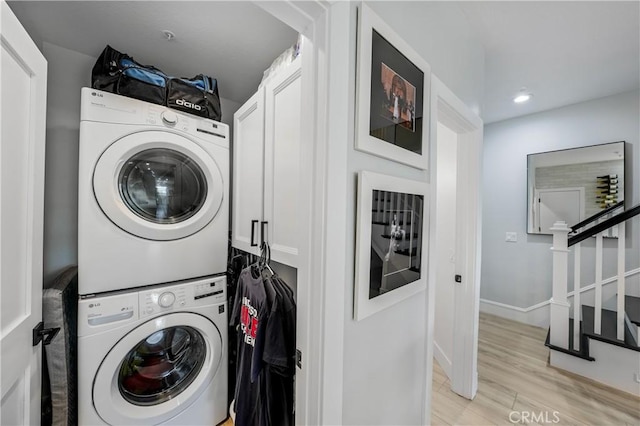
xmin=77 ymin=88 xmax=229 ymax=425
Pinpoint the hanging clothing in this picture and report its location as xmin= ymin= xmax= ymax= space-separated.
xmin=261 ymin=273 xmax=296 ymax=426
xmin=231 ymin=265 xmax=296 ymax=426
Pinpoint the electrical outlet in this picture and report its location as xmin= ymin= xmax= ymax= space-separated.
xmin=505 ymin=232 xmax=517 ymax=243
xmin=634 ymin=373 xmax=640 ymax=384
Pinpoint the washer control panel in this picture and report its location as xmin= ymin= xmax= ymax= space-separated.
xmin=78 ymin=275 xmax=227 ymax=336
xmin=140 ymin=285 xmax=187 ymax=317
xmin=139 ymin=275 xmax=227 ymax=318
xmin=78 ymin=292 xmax=139 ymax=337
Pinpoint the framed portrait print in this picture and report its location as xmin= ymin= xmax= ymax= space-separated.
xmin=355 ymin=4 xmax=431 ymax=170
xmin=354 ymin=171 xmax=429 ymax=321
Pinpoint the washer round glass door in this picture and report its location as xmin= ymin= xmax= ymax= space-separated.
xmin=93 ymin=313 xmax=222 ymax=425
xmin=93 ymin=131 xmax=224 ymax=240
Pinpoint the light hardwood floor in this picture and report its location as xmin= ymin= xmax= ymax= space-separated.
xmin=431 ymin=313 xmax=640 ymax=426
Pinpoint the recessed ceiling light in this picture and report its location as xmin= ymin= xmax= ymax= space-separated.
xmin=513 ymin=88 xmax=532 ymax=104
xmin=514 ymin=94 xmax=532 ymax=103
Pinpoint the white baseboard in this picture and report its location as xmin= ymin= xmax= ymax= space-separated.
xmin=480 ymin=268 xmax=640 ymax=328
xmin=480 ymin=299 xmax=550 ymax=327
xmin=433 ymin=341 xmax=452 ymax=380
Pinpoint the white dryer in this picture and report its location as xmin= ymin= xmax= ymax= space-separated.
xmin=78 ymin=275 xmax=228 ymax=425
xmin=78 ymin=88 xmax=229 ymax=295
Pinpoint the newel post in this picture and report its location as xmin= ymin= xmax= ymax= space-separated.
xmin=550 ymin=221 xmax=570 ymax=349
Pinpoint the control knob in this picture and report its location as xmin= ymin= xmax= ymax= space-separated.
xmin=161 ymin=110 xmax=178 ymax=126
xmin=158 ymin=292 xmax=176 ymax=308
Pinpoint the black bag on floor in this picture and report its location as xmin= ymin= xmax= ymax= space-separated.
xmin=91 ymin=45 xmax=222 ymax=121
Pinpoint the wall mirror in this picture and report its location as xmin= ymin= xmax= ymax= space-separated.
xmin=527 ymin=141 xmax=625 ymax=235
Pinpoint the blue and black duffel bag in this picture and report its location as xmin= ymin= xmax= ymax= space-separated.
xmin=91 ymin=45 xmax=222 ymax=121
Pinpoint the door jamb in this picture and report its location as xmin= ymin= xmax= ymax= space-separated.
xmin=253 ymin=2 xmax=336 ymax=425
xmin=424 ymin=75 xmax=483 ymax=421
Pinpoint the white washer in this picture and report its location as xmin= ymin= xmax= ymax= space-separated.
xmin=78 ymin=275 xmax=228 ymax=425
xmin=78 ymin=88 xmax=229 ymax=295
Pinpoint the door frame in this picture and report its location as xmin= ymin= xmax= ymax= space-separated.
xmin=424 ymin=75 xmax=483 ymax=418
xmin=254 ymin=2 xmax=336 ymax=425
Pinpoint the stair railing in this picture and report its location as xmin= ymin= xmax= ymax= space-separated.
xmin=550 ymin=203 xmax=640 ymax=351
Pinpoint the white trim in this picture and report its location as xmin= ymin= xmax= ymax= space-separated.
xmin=433 ymin=341 xmax=452 ymax=380
xmin=254 ymin=2 xmax=334 ymax=425
xmin=480 ymin=267 xmax=640 ymax=327
xmin=425 ymin=74 xmax=483 ymax=423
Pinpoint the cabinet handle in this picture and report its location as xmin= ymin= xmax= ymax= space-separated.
xmin=250 ymin=220 xmax=259 ymax=247
xmin=261 ymin=221 xmax=268 ymax=245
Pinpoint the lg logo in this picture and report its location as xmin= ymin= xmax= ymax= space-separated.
xmin=176 ymin=99 xmax=202 ymax=111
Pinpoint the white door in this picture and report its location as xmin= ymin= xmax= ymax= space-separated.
xmin=232 ymin=90 xmax=265 ymax=256
xmin=433 ymin=122 xmax=458 ymax=379
xmin=427 ymin=76 xmax=482 ymax=411
xmin=1 ymin=1 xmax=48 ymax=424
xmin=537 ymin=188 xmax=583 ymax=233
xmin=263 ymin=59 xmax=302 ymax=267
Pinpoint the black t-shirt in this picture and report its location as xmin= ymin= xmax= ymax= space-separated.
xmin=232 ymin=268 xmax=296 ymax=426
xmin=231 ymin=267 xmax=270 ymax=426
xmin=262 ymin=274 xmax=296 ymax=426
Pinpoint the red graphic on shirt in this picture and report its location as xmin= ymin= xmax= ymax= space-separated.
xmin=240 ymin=297 xmax=258 ymax=346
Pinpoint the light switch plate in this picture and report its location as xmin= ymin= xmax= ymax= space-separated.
xmin=506 ymin=232 xmax=517 ymax=242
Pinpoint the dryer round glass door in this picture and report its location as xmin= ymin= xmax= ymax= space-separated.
xmin=93 ymin=130 xmax=224 ymax=240
xmin=119 ymin=149 xmax=207 ymax=225
xmin=93 ymin=313 xmax=223 ymax=425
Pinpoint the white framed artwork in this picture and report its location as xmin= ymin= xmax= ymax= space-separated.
xmin=355 ymin=4 xmax=431 ymax=170
xmin=354 ymin=171 xmax=429 ymax=321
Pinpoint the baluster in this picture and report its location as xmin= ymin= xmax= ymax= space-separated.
xmin=403 ymin=193 xmax=409 ymax=238
xmin=617 ymin=222 xmax=626 ymax=340
xmin=594 ymin=229 xmax=603 ymax=335
xmin=573 ymin=243 xmax=581 ymax=351
xmin=550 ymin=221 xmax=570 ymax=349
xmin=382 ymin=191 xmax=388 ymax=225
xmin=373 ymin=190 xmax=379 ymax=223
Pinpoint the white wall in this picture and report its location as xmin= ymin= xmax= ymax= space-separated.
xmin=40 ymin=42 xmax=241 ymax=286
xmin=330 ymin=2 xmax=485 ymax=424
xmin=481 ymin=90 xmax=640 ymax=313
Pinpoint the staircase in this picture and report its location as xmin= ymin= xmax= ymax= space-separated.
xmin=545 ymin=202 xmax=640 ymax=396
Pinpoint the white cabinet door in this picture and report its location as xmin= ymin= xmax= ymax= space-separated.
xmin=232 ymin=90 xmax=265 ymax=256
xmin=1 ymin=1 xmax=48 ymax=424
xmin=263 ymin=60 xmax=302 ymax=267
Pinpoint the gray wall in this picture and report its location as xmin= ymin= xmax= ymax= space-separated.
xmin=337 ymin=2 xmax=485 ymax=424
xmin=41 ymin=42 xmax=241 ymax=286
xmin=481 ymin=90 xmax=640 ymax=309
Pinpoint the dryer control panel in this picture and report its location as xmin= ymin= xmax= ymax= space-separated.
xmin=80 ymin=87 xmax=229 ymax=148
